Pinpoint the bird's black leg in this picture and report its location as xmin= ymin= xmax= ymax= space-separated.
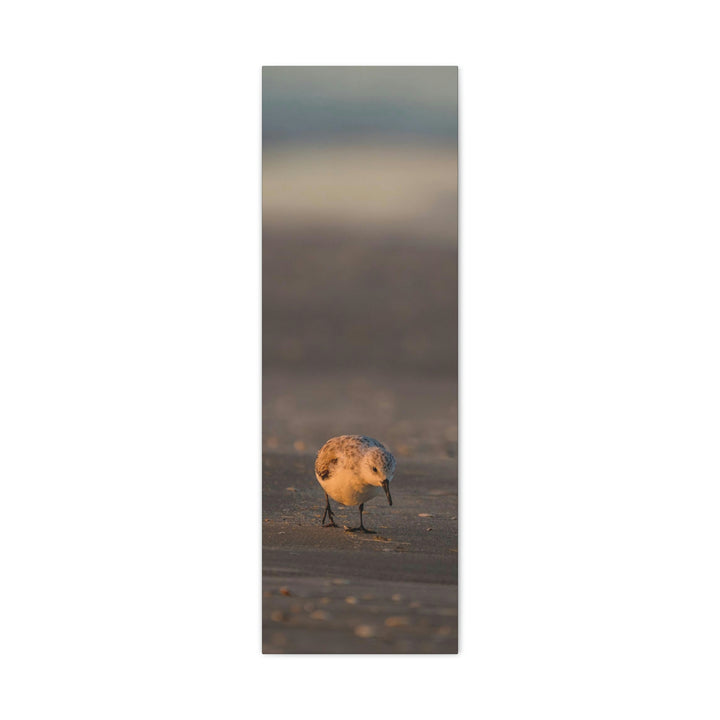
xmin=322 ymin=493 xmax=338 ymax=528
xmin=345 ymin=503 xmax=376 ymax=533
xmin=359 ymin=503 xmax=376 ymax=533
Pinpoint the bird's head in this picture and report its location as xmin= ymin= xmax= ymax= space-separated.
xmin=363 ymin=447 xmax=396 ymax=506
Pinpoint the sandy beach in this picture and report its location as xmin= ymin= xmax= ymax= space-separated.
xmin=262 ymin=235 xmax=458 ymax=653
xmin=262 ymin=452 xmax=458 ymax=653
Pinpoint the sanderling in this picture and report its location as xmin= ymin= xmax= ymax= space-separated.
xmin=315 ymin=435 xmax=396 ymax=533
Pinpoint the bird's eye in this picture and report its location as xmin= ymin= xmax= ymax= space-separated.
xmin=372 ymin=467 xmax=377 ymax=473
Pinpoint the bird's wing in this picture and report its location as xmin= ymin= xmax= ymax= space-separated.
xmin=315 ymin=451 xmax=338 ymax=480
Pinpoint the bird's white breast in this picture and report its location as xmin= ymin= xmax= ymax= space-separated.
xmin=317 ymin=466 xmax=382 ymax=507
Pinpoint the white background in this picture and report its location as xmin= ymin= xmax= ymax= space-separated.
xmin=1 ymin=1 xmax=719 ymax=718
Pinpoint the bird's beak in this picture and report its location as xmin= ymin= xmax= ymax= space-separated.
xmin=382 ymin=479 xmax=392 ymax=506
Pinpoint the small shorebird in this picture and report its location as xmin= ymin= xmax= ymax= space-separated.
xmin=315 ymin=435 xmax=395 ymax=533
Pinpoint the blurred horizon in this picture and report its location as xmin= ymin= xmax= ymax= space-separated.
xmin=263 ymin=67 xmax=457 ymax=248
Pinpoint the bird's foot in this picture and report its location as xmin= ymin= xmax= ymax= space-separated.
xmin=323 ymin=520 xmax=339 ymax=528
xmin=344 ymin=525 xmax=376 ymax=534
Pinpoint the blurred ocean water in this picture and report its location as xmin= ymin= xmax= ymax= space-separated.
xmin=263 ymin=66 xmax=457 ymax=146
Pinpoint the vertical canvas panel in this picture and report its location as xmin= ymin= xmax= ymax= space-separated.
xmin=262 ymin=67 xmax=458 ymax=653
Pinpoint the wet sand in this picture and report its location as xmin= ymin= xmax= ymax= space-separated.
xmin=262 ymin=453 xmax=458 ymax=653
xmin=262 ymin=232 xmax=457 ymax=375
